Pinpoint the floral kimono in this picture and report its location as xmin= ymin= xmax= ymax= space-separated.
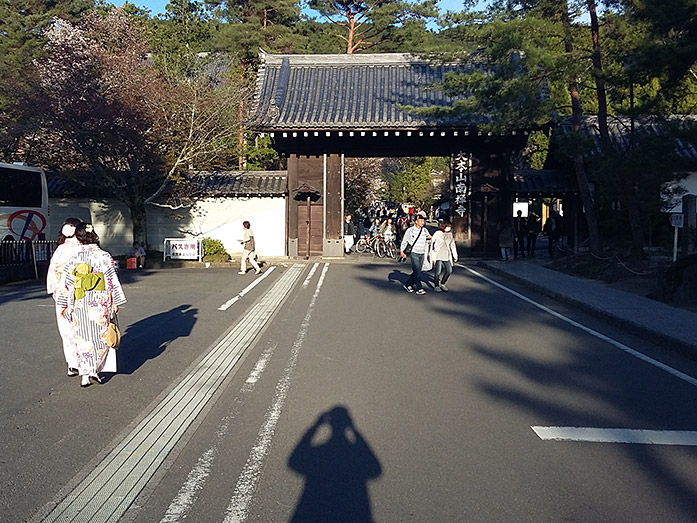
xmin=46 ymin=237 xmax=83 ymax=368
xmin=57 ymin=245 xmax=127 ymax=377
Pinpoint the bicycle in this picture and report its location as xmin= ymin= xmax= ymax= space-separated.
xmin=355 ymin=234 xmax=380 ymax=254
xmin=380 ymin=237 xmax=399 ymax=259
xmin=355 ymin=234 xmax=398 ymax=259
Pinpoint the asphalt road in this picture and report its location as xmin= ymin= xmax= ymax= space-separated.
xmin=1 ymin=260 xmax=697 ymax=522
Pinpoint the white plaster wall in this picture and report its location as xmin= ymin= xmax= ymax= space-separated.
xmin=48 ymin=198 xmax=133 ymax=256
xmin=146 ymin=197 xmax=286 ymax=256
xmin=48 ymin=196 xmax=287 ymax=258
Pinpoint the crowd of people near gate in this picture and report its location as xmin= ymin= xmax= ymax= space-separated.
xmin=498 ymin=208 xmax=564 ymax=262
xmin=345 ymin=202 xmax=567 ymax=295
xmin=343 ymin=202 xmax=447 ymax=253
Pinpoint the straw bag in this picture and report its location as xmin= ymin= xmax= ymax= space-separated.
xmin=106 ymin=315 xmax=121 ymax=349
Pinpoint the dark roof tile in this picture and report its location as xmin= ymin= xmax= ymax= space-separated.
xmin=248 ymin=52 xmax=490 ymax=131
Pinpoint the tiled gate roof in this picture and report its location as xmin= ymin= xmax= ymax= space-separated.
xmin=247 ymin=52 xmax=488 ymax=131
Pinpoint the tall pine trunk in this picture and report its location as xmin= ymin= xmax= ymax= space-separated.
xmin=562 ymin=3 xmax=601 ymax=255
xmin=588 ymin=0 xmax=643 ymax=267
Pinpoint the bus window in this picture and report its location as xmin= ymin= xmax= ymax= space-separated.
xmin=0 ymin=167 xmax=43 ymax=207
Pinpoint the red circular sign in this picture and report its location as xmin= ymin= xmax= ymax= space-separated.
xmin=7 ymin=210 xmax=47 ymax=240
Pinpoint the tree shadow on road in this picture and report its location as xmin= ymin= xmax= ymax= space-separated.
xmin=117 ymin=304 xmax=197 ymax=374
xmin=288 ymin=405 xmax=382 ymax=523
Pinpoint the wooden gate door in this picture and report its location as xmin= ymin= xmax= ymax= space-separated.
xmin=297 ymin=204 xmax=324 ymax=257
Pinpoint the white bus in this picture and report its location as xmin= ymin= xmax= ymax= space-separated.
xmin=0 ymin=162 xmax=49 ymax=241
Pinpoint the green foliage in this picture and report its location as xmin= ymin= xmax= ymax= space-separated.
xmin=383 ymin=157 xmax=440 ymax=206
xmin=149 ymin=0 xmax=212 ymax=78
xmin=245 ymin=134 xmax=280 ymax=170
xmin=524 ymin=131 xmax=550 ymax=170
xmin=202 ymin=237 xmax=230 ymax=261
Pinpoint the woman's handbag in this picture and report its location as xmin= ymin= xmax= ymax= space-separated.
xmin=106 ymin=315 xmax=121 ymax=349
xmin=421 ymin=243 xmax=433 ymax=271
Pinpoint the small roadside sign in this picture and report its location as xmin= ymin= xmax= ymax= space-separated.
xmin=670 ymin=214 xmax=684 ymax=228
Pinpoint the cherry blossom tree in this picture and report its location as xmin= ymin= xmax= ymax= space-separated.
xmin=34 ymin=7 xmax=246 ymax=242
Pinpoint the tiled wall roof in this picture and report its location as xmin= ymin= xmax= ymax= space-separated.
xmin=513 ymin=170 xmax=576 ymax=195
xmin=48 ymin=171 xmax=287 ymax=199
xmin=183 ymin=171 xmax=287 ymax=197
xmin=248 ymin=52 xmax=489 ymax=131
xmin=560 ymin=115 xmax=697 ymax=162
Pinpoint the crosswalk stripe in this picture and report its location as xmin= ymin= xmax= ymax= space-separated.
xmin=39 ymin=264 xmax=305 ymax=523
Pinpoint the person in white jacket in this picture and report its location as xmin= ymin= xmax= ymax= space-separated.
xmin=430 ymin=220 xmax=458 ymax=292
xmin=46 ymin=218 xmax=83 ymax=376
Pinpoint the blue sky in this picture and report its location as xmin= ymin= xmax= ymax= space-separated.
xmin=117 ymin=0 xmax=483 ymax=18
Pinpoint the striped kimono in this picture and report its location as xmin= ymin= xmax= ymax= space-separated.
xmin=57 ymin=245 xmax=127 ymax=377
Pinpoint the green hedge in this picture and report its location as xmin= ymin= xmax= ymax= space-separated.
xmin=202 ymin=238 xmax=230 ymax=262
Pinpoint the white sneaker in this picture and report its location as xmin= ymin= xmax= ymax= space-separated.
xmin=255 ymin=269 xmax=262 ymax=274
xmin=238 ymin=271 xmax=246 ymax=275
xmin=416 ymin=289 xmax=426 ymax=295
xmin=403 ymin=284 xmax=414 ymax=293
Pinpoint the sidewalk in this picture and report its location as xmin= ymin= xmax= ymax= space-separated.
xmin=477 ymin=258 xmax=697 ymax=356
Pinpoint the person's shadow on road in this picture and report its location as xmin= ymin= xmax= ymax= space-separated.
xmin=117 ymin=304 xmax=197 ymax=374
xmin=288 ymin=406 xmax=382 ymax=523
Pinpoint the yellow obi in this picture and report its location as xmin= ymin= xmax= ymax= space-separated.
xmin=73 ymin=262 xmax=105 ymax=300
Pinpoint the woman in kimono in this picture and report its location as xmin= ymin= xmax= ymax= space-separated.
xmin=58 ymin=223 xmax=127 ymax=387
xmin=46 ymin=217 xmax=83 ymax=376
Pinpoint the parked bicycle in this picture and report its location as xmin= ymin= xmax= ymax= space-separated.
xmin=355 ymin=234 xmax=399 ymax=259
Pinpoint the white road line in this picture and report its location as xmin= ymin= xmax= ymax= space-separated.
xmin=302 ymin=262 xmax=319 ymax=288
xmin=532 ymin=426 xmax=697 ymax=446
xmin=160 ymin=344 xmax=278 ymax=523
xmin=244 ymin=344 xmax=275 ymax=386
xmin=39 ymin=264 xmax=304 ymax=523
xmin=219 ymin=267 xmax=276 ymax=311
xmin=223 ymin=263 xmax=330 ymax=523
xmin=461 ymin=265 xmax=697 ymax=389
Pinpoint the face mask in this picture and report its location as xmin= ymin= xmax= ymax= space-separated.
xmin=445 ymin=227 xmax=451 ymax=232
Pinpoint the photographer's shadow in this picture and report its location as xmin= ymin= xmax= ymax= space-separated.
xmin=288 ymin=406 xmax=382 ymax=523
xmin=118 ymin=304 xmax=197 ymax=374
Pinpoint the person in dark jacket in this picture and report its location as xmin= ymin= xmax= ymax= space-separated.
xmin=513 ymin=210 xmax=527 ymax=258
xmin=526 ymin=212 xmax=541 ymax=257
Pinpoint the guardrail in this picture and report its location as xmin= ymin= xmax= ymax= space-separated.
xmin=0 ymin=240 xmax=58 ymax=283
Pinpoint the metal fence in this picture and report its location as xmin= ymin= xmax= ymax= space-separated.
xmin=0 ymin=240 xmax=58 ymax=283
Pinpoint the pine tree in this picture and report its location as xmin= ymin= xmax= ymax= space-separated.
xmin=307 ymin=0 xmax=437 ymax=53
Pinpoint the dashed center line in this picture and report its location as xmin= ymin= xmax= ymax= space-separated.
xmin=219 ymin=267 xmax=276 ymax=311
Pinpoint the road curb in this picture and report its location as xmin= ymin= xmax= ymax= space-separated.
xmin=477 ymin=261 xmax=697 ymax=359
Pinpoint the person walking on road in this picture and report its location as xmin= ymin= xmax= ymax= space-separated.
xmin=239 ymin=221 xmax=261 ymax=275
xmin=513 ymin=210 xmax=527 ymax=258
xmin=526 ymin=212 xmax=541 ymax=257
xmin=498 ymin=221 xmax=513 ymax=262
xmin=400 ymin=212 xmax=431 ymax=295
xmin=544 ymin=210 xmax=560 ymax=257
xmin=431 ymin=220 xmax=458 ymax=292
xmin=57 ymin=223 xmax=127 ymax=387
xmin=46 ymin=217 xmax=83 ymax=377
xmin=344 ymin=214 xmax=356 ymax=254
